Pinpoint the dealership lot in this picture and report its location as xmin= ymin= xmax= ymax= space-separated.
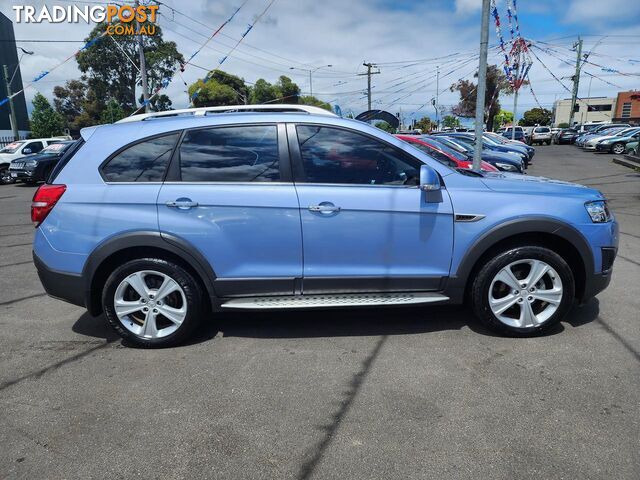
xmin=0 ymin=145 xmax=638 ymax=479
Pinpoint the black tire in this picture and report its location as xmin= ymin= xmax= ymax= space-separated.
xmin=611 ymin=143 xmax=625 ymax=155
xmin=102 ymin=258 xmax=204 ymax=348
xmin=471 ymin=246 xmax=575 ymax=336
xmin=0 ymin=166 xmax=15 ymax=185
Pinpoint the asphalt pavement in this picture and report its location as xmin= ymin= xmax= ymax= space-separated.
xmin=0 ymin=145 xmax=638 ymax=479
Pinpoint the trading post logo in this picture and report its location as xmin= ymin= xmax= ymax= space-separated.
xmin=12 ymin=4 xmax=159 ymax=35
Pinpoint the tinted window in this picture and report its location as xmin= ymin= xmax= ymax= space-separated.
xmin=536 ymin=127 xmax=550 ymax=133
xmin=102 ymin=133 xmax=179 ymax=182
xmin=297 ymin=125 xmax=420 ymax=185
xmin=25 ymin=141 xmax=44 ymax=153
xmin=411 ymin=143 xmax=457 ymax=168
xmin=179 ymin=126 xmax=279 ymax=182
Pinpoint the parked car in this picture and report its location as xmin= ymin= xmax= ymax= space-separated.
xmin=502 ymin=126 xmax=528 ymax=143
xmin=434 ymin=134 xmax=525 ymax=172
xmin=594 ymin=129 xmax=640 ymax=155
xmin=583 ymin=127 xmax=638 ymax=151
xmin=395 ymin=135 xmax=498 ymax=172
xmin=530 ymin=126 xmax=552 ymax=145
xmin=424 ymin=135 xmax=526 ymax=173
xmin=32 ymin=105 xmax=618 ymax=347
xmin=438 ymin=132 xmax=530 ymax=169
xmin=8 ymin=141 xmax=76 ymax=184
xmin=0 ymin=137 xmax=70 ymax=184
xmin=556 ymin=129 xmax=579 ymax=144
xmin=484 ymin=132 xmax=535 ymax=161
xmin=575 ymin=124 xmax=631 ymax=147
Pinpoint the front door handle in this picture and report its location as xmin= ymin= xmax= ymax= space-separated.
xmin=166 ymin=198 xmax=198 ymax=209
xmin=308 ymin=203 xmax=340 ymax=214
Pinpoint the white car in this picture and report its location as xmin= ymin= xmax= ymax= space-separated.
xmin=0 ymin=137 xmax=70 ymax=184
xmin=530 ymin=126 xmax=552 ymax=145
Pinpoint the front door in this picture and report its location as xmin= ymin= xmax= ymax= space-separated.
xmin=288 ymin=124 xmax=454 ymax=294
xmin=157 ymin=123 xmax=302 ymax=297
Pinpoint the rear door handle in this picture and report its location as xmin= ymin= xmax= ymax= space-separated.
xmin=166 ymin=198 xmax=198 ymax=209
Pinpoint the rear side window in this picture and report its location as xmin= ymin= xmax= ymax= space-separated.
xmin=179 ymin=125 xmax=279 ymax=182
xmin=102 ymin=133 xmax=179 ymax=182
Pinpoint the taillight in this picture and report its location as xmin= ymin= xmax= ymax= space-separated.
xmin=31 ymin=184 xmax=66 ymax=227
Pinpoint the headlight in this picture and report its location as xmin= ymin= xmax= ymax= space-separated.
xmin=495 ymin=162 xmax=518 ymax=172
xmin=25 ymin=160 xmax=38 ymax=167
xmin=585 ymin=200 xmax=611 ymax=223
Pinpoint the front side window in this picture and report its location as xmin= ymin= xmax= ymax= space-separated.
xmin=102 ymin=133 xmax=179 ymax=182
xmin=296 ymin=125 xmax=420 ymax=185
xmin=179 ymin=125 xmax=279 ymax=182
xmin=25 ymin=141 xmax=44 ymax=153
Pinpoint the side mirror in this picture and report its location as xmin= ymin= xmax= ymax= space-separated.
xmin=419 ymin=165 xmax=440 ymax=192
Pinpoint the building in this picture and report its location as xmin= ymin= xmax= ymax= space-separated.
xmin=552 ymin=97 xmax=616 ymax=127
xmin=613 ymin=91 xmax=640 ymax=125
xmin=0 ymin=11 xmax=30 ymax=140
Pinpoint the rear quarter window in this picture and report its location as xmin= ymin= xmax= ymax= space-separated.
xmin=101 ymin=133 xmax=180 ymax=183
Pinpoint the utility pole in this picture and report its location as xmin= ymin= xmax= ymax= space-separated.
xmin=568 ymin=36 xmax=583 ymax=127
xmin=435 ymin=65 xmax=440 ymax=130
xmin=136 ymin=0 xmax=150 ymax=113
xmin=359 ymin=62 xmax=380 ymax=111
xmin=473 ymin=0 xmax=491 ymax=171
xmin=2 ymin=65 xmax=19 ymax=140
xmin=511 ymin=61 xmax=520 ymax=140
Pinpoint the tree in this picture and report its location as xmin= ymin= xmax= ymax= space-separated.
xmin=450 ymin=65 xmax=510 ymax=131
xmin=100 ymin=99 xmax=126 ymax=124
xmin=493 ymin=109 xmax=513 ymax=129
xmin=150 ymin=94 xmax=172 ymax=112
xmin=558 ymin=122 xmax=570 ymax=129
xmin=442 ymin=115 xmax=461 ymax=128
xmin=53 ymin=77 xmax=106 ymax=130
xmin=30 ymin=93 xmax=65 ymax=138
xmin=518 ymin=108 xmax=553 ymax=126
xmin=299 ymin=95 xmax=331 ymax=111
xmin=375 ymin=121 xmax=395 ymax=133
xmin=189 ymin=70 xmax=248 ymax=107
xmin=76 ymin=22 xmax=183 ymax=113
xmin=249 ymin=78 xmax=279 ymax=104
xmin=275 ymin=75 xmax=300 ymax=102
xmin=414 ymin=116 xmax=432 ymax=132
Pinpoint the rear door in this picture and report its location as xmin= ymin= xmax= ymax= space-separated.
xmin=157 ymin=123 xmax=303 ymax=297
xmin=289 ymin=123 xmax=454 ymax=294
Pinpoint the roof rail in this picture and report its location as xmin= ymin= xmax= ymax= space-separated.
xmin=116 ymin=104 xmax=337 ymax=123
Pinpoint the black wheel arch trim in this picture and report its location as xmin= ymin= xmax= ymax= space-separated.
xmin=445 ymin=217 xmax=595 ymax=302
xmin=82 ymin=231 xmax=219 ymax=314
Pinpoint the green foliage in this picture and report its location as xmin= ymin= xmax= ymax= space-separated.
xmin=189 ymin=70 xmax=249 ymax=107
xmin=375 ymin=121 xmax=395 ymax=133
xmin=30 ymin=93 xmax=65 ymax=138
xmin=558 ymin=122 xmax=570 ymax=129
xmin=442 ymin=115 xmax=461 ymax=128
xmin=53 ymin=77 xmax=109 ymax=130
xmin=493 ymin=109 xmax=513 ymax=128
xmin=414 ymin=116 xmax=432 ymax=132
xmin=299 ymin=96 xmax=332 ymax=111
xmin=275 ymin=76 xmax=301 ymax=102
xmin=519 ymin=108 xmax=553 ymax=126
xmin=76 ymin=22 xmax=183 ymax=112
xmin=100 ymin=99 xmax=126 ymax=124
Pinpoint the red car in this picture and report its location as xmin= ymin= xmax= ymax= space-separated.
xmin=395 ymin=135 xmax=498 ymax=172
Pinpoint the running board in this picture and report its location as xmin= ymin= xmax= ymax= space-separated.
xmin=220 ymin=292 xmax=449 ymax=309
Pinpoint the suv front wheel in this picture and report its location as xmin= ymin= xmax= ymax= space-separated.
xmin=471 ymin=246 xmax=575 ymax=336
xmin=103 ymin=258 xmax=204 ymax=347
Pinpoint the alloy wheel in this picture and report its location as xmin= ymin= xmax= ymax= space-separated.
xmin=0 ymin=167 xmax=14 ymax=185
xmin=114 ymin=270 xmax=187 ymax=339
xmin=612 ymin=143 xmax=625 ymax=155
xmin=488 ymin=259 xmax=563 ymax=328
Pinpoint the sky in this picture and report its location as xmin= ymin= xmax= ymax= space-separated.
xmin=1 ymin=0 xmax=639 ymax=124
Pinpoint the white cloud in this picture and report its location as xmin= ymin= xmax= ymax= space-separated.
xmin=454 ymin=0 xmax=483 ymax=15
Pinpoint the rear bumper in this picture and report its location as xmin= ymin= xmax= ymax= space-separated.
xmin=33 ymin=252 xmax=86 ymax=308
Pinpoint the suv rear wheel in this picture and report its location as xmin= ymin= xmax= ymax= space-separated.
xmin=471 ymin=246 xmax=575 ymax=336
xmin=103 ymin=258 xmax=203 ymax=347
xmin=0 ymin=166 xmax=15 ymax=185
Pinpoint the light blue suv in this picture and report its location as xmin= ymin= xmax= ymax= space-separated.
xmin=32 ymin=105 xmax=619 ymax=347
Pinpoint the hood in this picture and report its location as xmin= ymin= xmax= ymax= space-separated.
xmin=481 ymin=173 xmax=604 ymax=198
xmin=10 ymin=152 xmax=60 ymax=164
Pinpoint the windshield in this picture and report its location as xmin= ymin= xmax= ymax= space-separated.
xmin=0 ymin=141 xmax=26 ymax=154
xmin=429 ymin=136 xmax=472 ymax=154
xmin=423 ymin=138 xmax=468 ymax=161
xmin=39 ymin=142 xmax=71 ymax=155
xmin=485 ymin=133 xmax=509 ymax=144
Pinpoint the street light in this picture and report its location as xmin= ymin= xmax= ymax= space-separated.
xmin=3 ymin=47 xmax=34 ymax=140
xmin=289 ymin=64 xmax=332 ymax=98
